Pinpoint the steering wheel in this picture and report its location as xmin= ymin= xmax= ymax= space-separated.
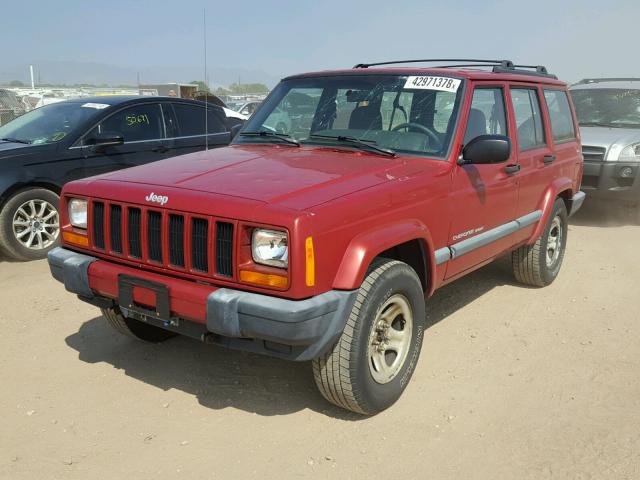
xmin=391 ymin=122 xmax=441 ymax=148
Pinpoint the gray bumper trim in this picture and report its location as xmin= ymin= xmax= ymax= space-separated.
xmin=207 ymin=288 xmax=358 ymax=361
xmin=568 ymin=191 xmax=586 ymax=216
xmin=47 ymin=247 xmax=97 ymax=298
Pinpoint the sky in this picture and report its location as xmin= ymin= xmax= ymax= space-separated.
xmin=1 ymin=0 xmax=638 ymax=85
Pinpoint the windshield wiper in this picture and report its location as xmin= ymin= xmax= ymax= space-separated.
xmin=1 ymin=137 xmax=31 ymax=144
xmin=308 ymin=134 xmax=396 ymax=157
xmin=239 ymin=131 xmax=300 ymax=146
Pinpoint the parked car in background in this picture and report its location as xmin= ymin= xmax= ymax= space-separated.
xmin=235 ymin=101 xmax=261 ymax=117
xmin=570 ymin=78 xmax=640 ymax=220
xmin=0 ymin=96 xmax=244 ymax=261
xmin=48 ymin=59 xmax=584 ymax=414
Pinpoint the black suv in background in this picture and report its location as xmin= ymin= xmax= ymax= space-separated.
xmin=0 ymin=96 xmax=244 ymax=260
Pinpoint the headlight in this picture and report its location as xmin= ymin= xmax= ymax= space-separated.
xmin=252 ymin=229 xmax=288 ymax=268
xmin=68 ymin=199 xmax=88 ymax=229
xmin=618 ymin=143 xmax=640 ymax=162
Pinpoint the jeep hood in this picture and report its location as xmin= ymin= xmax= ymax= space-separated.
xmin=93 ymin=145 xmax=402 ymax=210
xmin=580 ymin=126 xmax=640 ymax=160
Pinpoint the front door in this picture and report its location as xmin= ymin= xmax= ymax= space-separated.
xmin=446 ymin=84 xmax=519 ymax=279
xmin=80 ymin=103 xmax=170 ymax=178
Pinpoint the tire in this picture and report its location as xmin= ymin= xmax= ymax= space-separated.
xmin=512 ymin=198 xmax=568 ymax=287
xmin=312 ymin=259 xmax=426 ymax=415
xmin=101 ymin=307 xmax=177 ymax=343
xmin=0 ymin=188 xmax=61 ymax=261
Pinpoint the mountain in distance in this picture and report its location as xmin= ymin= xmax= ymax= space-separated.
xmin=1 ymin=60 xmax=282 ymax=88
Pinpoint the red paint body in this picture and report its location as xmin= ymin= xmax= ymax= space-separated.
xmin=59 ymin=68 xmax=582 ymax=324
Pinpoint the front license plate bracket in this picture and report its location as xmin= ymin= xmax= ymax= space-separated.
xmin=117 ymin=274 xmax=174 ymax=323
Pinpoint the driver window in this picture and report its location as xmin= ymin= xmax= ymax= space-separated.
xmin=464 ymin=88 xmax=507 ymax=144
xmin=86 ymin=104 xmax=163 ymax=143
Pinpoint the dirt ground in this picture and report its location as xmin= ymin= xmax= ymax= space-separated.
xmin=1 ymin=202 xmax=639 ymax=480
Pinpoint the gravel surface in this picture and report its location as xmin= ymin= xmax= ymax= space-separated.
xmin=1 ymin=204 xmax=639 ymax=479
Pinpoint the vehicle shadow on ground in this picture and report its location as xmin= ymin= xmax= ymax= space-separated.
xmin=570 ymin=200 xmax=638 ymax=228
xmin=64 ymin=260 xmax=517 ymax=419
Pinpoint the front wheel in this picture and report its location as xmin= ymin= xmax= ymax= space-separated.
xmin=0 ymin=188 xmax=61 ymax=261
xmin=512 ymin=198 xmax=568 ymax=287
xmin=312 ymin=259 xmax=426 ymax=415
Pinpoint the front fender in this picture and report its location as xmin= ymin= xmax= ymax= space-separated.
xmin=332 ymin=219 xmax=436 ymax=293
xmin=528 ymin=178 xmax=574 ymax=244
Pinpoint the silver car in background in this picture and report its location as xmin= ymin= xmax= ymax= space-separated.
xmin=570 ymin=79 xmax=640 ymax=221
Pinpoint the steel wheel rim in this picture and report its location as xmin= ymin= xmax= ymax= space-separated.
xmin=12 ymin=199 xmax=59 ymax=250
xmin=368 ymin=294 xmax=413 ymax=385
xmin=546 ymin=216 xmax=563 ymax=267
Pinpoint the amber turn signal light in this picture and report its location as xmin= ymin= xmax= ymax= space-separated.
xmin=240 ymin=270 xmax=288 ymax=288
xmin=305 ymin=236 xmax=315 ymax=287
xmin=62 ymin=231 xmax=89 ymax=247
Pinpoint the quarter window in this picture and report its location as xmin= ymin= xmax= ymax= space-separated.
xmin=511 ymin=88 xmax=546 ymax=150
xmin=87 ymin=104 xmax=163 ymax=142
xmin=464 ymin=88 xmax=507 ymax=144
xmin=543 ymin=89 xmax=576 ymax=142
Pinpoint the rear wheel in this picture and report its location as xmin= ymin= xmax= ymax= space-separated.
xmin=101 ymin=307 xmax=177 ymax=343
xmin=512 ymin=198 xmax=568 ymax=287
xmin=0 ymin=188 xmax=60 ymax=261
xmin=312 ymin=259 xmax=426 ymax=415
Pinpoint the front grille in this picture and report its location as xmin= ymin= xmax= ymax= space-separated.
xmin=216 ymin=221 xmax=234 ymax=277
xmin=109 ymin=205 xmax=122 ymax=253
xmin=582 ymin=145 xmax=606 ymax=162
xmin=191 ymin=218 xmax=209 ymax=272
xmin=168 ymin=214 xmax=185 ymax=267
xmin=88 ymin=200 xmax=234 ymax=278
xmin=147 ymin=211 xmax=163 ymax=263
xmin=93 ymin=202 xmax=105 ymax=249
xmin=127 ymin=208 xmax=142 ymax=258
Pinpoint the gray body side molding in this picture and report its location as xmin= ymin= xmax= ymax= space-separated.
xmin=434 ymin=209 xmax=543 ymax=263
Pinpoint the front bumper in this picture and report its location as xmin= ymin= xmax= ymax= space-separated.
xmin=48 ymin=247 xmax=357 ymax=361
xmin=581 ymin=161 xmax=640 ymax=203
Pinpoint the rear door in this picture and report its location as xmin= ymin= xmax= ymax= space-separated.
xmin=507 ymin=84 xmax=555 ymax=242
xmin=167 ymin=102 xmax=231 ymax=157
xmin=80 ymin=102 xmax=170 ymax=177
xmin=446 ymin=82 xmax=519 ymax=279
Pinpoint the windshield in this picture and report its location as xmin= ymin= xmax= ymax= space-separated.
xmin=570 ymin=88 xmax=640 ymax=128
xmin=235 ymin=74 xmax=464 ymax=158
xmin=0 ymin=101 xmax=105 ymax=145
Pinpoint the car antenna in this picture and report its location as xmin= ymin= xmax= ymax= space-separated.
xmin=203 ymin=7 xmax=208 ymax=151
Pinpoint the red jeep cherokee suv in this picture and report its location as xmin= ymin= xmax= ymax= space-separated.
xmin=49 ymin=60 xmax=585 ymax=414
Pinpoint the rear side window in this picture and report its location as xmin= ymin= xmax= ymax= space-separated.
xmin=510 ymin=88 xmax=546 ymax=150
xmin=89 ymin=104 xmax=163 ymax=142
xmin=172 ymin=103 xmax=227 ymax=136
xmin=543 ymin=90 xmax=576 ymax=142
xmin=463 ymin=88 xmax=507 ymax=144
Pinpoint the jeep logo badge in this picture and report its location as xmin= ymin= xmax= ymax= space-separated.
xmin=145 ymin=192 xmax=169 ymax=205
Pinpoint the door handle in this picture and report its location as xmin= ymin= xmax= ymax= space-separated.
xmin=504 ymin=163 xmax=521 ymax=174
xmin=543 ymin=154 xmax=556 ymax=165
xmin=152 ymin=145 xmax=170 ymax=153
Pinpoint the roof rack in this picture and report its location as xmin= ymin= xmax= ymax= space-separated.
xmin=573 ymin=77 xmax=640 ymax=85
xmin=352 ymin=59 xmax=557 ymax=79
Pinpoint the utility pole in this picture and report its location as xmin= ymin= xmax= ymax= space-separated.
xmin=30 ymin=65 xmax=35 ymax=89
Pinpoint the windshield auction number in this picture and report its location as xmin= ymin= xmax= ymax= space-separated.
xmin=404 ymin=76 xmax=461 ymax=93
xmin=126 ymin=114 xmax=150 ymax=126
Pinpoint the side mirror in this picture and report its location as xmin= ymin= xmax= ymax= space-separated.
xmin=86 ymin=132 xmax=124 ymax=148
xmin=230 ymin=123 xmax=243 ymax=139
xmin=459 ymin=134 xmax=511 ymax=165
